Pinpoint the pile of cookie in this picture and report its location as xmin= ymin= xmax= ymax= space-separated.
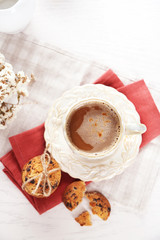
xmin=22 ymin=151 xmax=61 ymax=198
xmin=21 ymin=151 xmax=111 ymax=226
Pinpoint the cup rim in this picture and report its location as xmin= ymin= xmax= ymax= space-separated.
xmin=0 ymin=0 xmax=22 ymax=11
xmin=63 ymin=98 xmax=124 ymax=159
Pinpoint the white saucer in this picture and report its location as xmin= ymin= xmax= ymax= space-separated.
xmin=44 ymin=84 xmax=142 ymax=181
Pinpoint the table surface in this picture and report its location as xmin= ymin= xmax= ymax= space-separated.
xmin=0 ymin=0 xmax=160 ymax=240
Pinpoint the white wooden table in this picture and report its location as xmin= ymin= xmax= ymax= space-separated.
xmin=0 ymin=0 xmax=160 ymax=239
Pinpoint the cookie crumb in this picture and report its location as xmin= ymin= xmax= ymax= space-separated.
xmin=75 ymin=211 xmax=92 ymax=226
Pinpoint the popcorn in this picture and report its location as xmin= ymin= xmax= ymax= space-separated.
xmin=0 ymin=53 xmax=33 ymax=129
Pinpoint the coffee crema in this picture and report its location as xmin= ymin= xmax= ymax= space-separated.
xmin=66 ymin=102 xmax=121 ymax=153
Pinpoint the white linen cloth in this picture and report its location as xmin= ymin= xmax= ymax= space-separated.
xmin=0 ymin=32 xmax=159 ymax=212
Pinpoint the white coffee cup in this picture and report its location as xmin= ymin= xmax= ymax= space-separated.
xmin=0 ymin=0 xmax=35 ymax=33
xmin=63 ymin=98 xmax=146 ymax=160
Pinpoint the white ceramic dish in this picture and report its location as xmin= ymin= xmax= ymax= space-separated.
xmin=0 ymin=0 xmax=35 ymax=33
xmin=45 ymin=84 xmax=146 ymax=182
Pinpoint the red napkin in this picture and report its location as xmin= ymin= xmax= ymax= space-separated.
xmin=1 ymin=69 xmax=160 ymax=214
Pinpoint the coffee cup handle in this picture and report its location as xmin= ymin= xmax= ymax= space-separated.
xmin=125 ymin=123 xmax=147 ymax=135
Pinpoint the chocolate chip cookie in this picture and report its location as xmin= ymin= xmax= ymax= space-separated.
xmin=85 ymin=191 xmax=111 ymax=220
xmin=63 ymin=181 xmax=86 ymax=211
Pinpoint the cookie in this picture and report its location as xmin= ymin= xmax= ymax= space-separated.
xmin=75 ymin=211 xmax=92 ymax=226
xmin=22 ymin=154 xmax=61 ymax=198
xmin=85 ymin=191 xmax=111 ymax=220
xmin=63 ymin=181 xmax=86 ymax=211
